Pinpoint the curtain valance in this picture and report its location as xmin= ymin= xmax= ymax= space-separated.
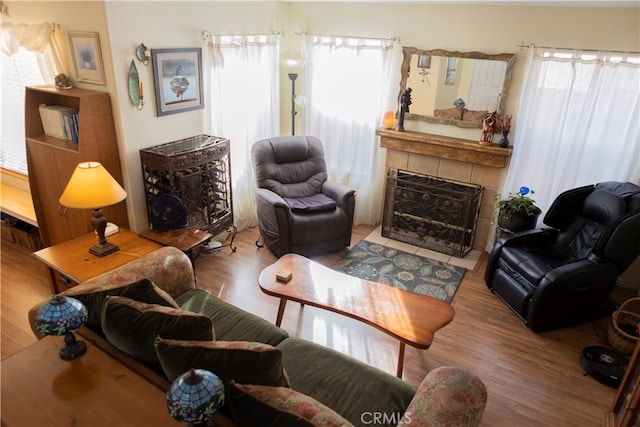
xmin=0 ymin=23 xmax=53 ymax=56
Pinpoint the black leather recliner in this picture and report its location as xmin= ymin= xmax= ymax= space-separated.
xmin=251 ymin=136 xmax=356 ymax=257
xmin=485 ymin=181 xmax=640 ymax=332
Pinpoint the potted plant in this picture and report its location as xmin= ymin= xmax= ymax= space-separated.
xmin=495 ymin=186 xmax=542 ymax=238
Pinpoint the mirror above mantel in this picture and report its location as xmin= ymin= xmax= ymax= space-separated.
xmin=399 ymin=47 xmax=517 ymax=129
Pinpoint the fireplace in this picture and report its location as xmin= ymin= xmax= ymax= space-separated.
xmin=382 ymin=169 xmax=484 ymax=257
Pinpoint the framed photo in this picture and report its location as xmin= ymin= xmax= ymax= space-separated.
xmin=152 ymin=48 xmax=204 ymax=116
xmin=68 ymin=32 xmax=106 ymax=85
xmin=417 ymin=54 xmax=431 ymax=69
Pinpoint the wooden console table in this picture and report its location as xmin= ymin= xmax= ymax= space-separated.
xmin=32 ymin=229 xmax=161 ymax=293
xmin=0 ymin=335 xmax=182 ymax=426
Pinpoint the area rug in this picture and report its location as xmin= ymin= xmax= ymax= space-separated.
xmin=332 ymin=240 xmax=466 ymax=304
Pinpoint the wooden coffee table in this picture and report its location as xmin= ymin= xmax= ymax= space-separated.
xmin=258 ymin=253 xmax=455 ymax=377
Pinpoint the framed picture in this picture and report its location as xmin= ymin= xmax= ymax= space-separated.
xmin=417 ymin=54 xmax=431 ymax=69
xmin=68 ymin=32 xmax=106 ymax=85
xmin=152 ymin=48 xmax=204 ymax=116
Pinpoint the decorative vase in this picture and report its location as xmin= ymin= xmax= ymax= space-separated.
xmin=499 ymin=130 xmax=510 ymax=148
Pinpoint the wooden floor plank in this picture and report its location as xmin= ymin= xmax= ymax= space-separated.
xmin=1 ymin=224 xmax=626 ymax=426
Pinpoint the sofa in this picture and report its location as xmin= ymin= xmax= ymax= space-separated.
xmin=29 ymin=246 xmax=487 ymax=426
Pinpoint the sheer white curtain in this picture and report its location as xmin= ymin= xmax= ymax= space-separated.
xmin=202 ymin=34 xmax=280 ymax=231
xmin=1 ymin=22 xmax=63 ymax=174
xmin=301 ymin=35 xmax=402 ymax=225
xmin=504 ymin=46 xmax=640 ymax=213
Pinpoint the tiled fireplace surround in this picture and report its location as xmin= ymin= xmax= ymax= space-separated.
xmin=377 ymin=128 xmax=513 ymax=254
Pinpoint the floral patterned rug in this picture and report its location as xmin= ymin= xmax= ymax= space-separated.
xmin=332 ymin=240 xmax=466 ymax=303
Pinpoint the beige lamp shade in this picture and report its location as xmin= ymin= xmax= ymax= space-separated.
xmin=281 ymin=58 xmax=306 ymax=75
xmin=59 ymin=162 xmax=127 ymax=209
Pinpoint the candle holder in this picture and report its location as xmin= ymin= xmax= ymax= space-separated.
xmin=136 ymin=43 xmax=151 ymax=66
xmin=137 ymin=95 xmax=145 ymax=111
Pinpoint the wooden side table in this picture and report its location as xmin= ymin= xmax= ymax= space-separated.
xmin=32 ymin=229 xmax=161 ymax=293
xmin=139 ymin=226 xmax=213 ymax=263
xmin=0 ymin=335 xmax=182 ymax=427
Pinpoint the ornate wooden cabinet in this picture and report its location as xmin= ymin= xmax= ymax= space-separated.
xmin=139 ymin=135 xmax=233 ymax=237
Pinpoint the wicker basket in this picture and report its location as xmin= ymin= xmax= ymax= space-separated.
xmin=608 ymin=297 xmax=640 ymax=355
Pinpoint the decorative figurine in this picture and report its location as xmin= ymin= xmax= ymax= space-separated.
xmin=54 ymin=73 xmax=73 ymax=90
xmin=498 ymin=114 xmax=512 ymax=148
xmin=397 ymin=87 xmax=412 ymax=132
xmin=479 ymin=111 xmax=497 ymax=145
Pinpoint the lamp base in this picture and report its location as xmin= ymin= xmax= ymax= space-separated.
xmin=89 ymin=242 xmax=120 ymax=257
xmin=60 ymin=332 xmax=87 ymax=360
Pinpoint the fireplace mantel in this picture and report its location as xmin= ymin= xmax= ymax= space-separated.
xmin=376 ymin=128 xmax=512 ymax=168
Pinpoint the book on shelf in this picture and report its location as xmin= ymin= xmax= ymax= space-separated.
xmin=38 ymin=104 xmax=79 ymax=143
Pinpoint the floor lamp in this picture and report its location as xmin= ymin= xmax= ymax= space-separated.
xmin=281 ymin=58 xmax=306 ymax=135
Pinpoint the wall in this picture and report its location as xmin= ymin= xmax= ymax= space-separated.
xmin=289 ymin=2 xmax=639 ymax=141
xmin=288 ymin=1 xmax=640 ymax=287
xmin=102 ymin=1 xmax=289 ymax=232
xmin=6 ymin=1 xmax=640 ymax=285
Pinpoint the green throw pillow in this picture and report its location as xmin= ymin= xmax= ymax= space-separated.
xmin=101 ymin=296 xmax=214 ymax=369
xmin=155 ymin=338 xmax=290 ymax=389
xmin=228 ymin=381 xmax=353 ymax=427
xmin=176 ymin=289 xmax=289 ymax=345
xmin=67 ymin=278 xmax=179 ymax=333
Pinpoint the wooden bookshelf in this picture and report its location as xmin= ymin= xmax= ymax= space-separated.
xmin=25 ymin=85 xmax=128 ymax=247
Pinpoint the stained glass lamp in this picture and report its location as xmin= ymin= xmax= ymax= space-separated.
xmin=167 ymin=369 xmax=225 ymax=426
xmin=35 ymin=295 xmax=88 ymax=360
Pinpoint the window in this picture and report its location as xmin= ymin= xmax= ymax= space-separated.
xmin=502 ymin=47 xmax=640 ymax=212
xmin=302 ymin=35 xmax=399 ymax=224
xmin=203 ymin=34 xmax=281 ymax=230
xmin=1 ymin=48 xmax=47 ymax=174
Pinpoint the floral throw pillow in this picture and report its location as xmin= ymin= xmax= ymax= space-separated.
xmin=228 ymin=381 xmax=353 ymax=427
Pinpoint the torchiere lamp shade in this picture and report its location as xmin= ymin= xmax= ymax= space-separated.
xmin=59 ymin=161 xmax=127 ymax=209
xmin=280 ymin=58 xmax=306 ymax=75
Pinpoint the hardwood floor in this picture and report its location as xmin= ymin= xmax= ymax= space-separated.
xmin=1 ymin=224 xmax=626 ymax=426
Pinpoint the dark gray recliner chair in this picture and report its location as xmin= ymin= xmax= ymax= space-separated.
xmin=251 ymin=136 xmax=356 ymax=257
xmin=485 ymin=181 xmax=640 ymax=332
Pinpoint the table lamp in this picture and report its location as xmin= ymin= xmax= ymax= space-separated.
xmin=35 ymin=295 xmax=88 ymax=360
xmin=59 ymin=161 xmax=127 ymax=257
xmin=167 ymin=368 xmax=225 ymax=426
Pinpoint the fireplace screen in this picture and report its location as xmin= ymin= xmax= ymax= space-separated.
xmin=382 ymin=169 xmax=484 ymax=257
